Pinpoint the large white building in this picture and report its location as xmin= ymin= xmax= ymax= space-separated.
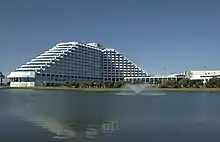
xmin=7 ymin=42 xmax=148 ymax=87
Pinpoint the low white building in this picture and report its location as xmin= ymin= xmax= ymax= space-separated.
xmin=184 ymin=70 xmax=220 ymax=83
xmin=124 ymin=70 xmax=220 ymax=84
xmin=124 ymin=75 xmax=185 ymax=84
xmin=7 ymin=71 xmax=36 ymax=87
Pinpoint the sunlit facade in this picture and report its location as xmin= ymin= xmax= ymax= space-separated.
xmin=124 ymin=70 xmax=220 ymax=85
xmin=103 ymin=48 xmax=148 ymax=82
xmin=7 ymin=42 xmax=148 ymax=87
xmin=184 ymin=70 xmax=220 ymax=83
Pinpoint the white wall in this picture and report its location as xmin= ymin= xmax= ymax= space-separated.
xmin=185 ymin=70 xmax=220 ymax=83
xmin=10 ymin=82 xmax=35 ymax=87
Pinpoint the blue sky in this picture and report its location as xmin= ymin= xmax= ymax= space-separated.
xmin=0 ymin=0 xmax=220 ymax=76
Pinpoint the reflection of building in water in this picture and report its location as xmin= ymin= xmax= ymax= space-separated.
xmin=85 ymin=121 xmax=119 ymax=139
xmin=7 ymin=95 xmax=76 ymax=138
xmin=102 ymin=120 xmax=119 ymax=134
xmin=7 ymin=92 xmax=119 ymax=139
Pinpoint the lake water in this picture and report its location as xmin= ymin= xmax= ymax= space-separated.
xmin=1 ymin=89 xmax=220 ymax=142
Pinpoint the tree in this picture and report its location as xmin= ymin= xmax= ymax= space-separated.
xmin=97 ymin=82 xmax=103 ymax=88
xmin=64 ymin=82 xmax=76 ymax=87
xmin=154 ymin=79 xmax=162 ymax=85
xmin=104 ymin=81 xmax=114 ymax=88
xmin=113 ymin=81 xmax=123 ymax=88
xmin=88 ymin=82 xmax=95 ymax=88
xmin=80 ymin=82 xmax=89 ymax=88
xmin=207 ymin=78 xmax=220 ymax=88
xmin=178 ymin=78 xmax=190 ymax=87
xmin=160 ymin=80 xmax=180 ymax=88
xmin=74 ymin=83 xmax=80 ymax=88
xmin=0 ymin=72 xmax=5 ymax=86
xmin=66 ymin=82 xmax=72 ymax=87
xmin=5 ymin=82 xmax=10 ymax=86
xmin=189 ymin=80 xmax=203 ymax=88
xmin=132 ymin=80 xmax=144 ymax=84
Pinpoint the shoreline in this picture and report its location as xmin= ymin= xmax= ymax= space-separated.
xmin=2 ymin=86 xmax=220 ymax=92
xmin=0 ymin=86 xmax=10 ymax=89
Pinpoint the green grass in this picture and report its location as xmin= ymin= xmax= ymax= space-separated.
xmin=6 ymin=86 xmax=123 ymax=92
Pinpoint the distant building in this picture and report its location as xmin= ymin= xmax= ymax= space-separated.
xmin=124 ymin=70 xmax=220 ymax=84
xmin=7 ymin=42 xmax=148 ymax=87
xmin=124 ymin=75 xmax=185 ymax=84
xmin=184 ymin=70 xmax=220 ymax=83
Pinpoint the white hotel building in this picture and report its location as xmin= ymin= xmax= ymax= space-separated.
xmin=7 ymin=41 xmax=220 ymax=87
xmin=7 ymin=42 xmax=148 ymax=87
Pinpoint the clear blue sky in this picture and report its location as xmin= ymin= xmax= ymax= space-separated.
xmin=1 ymin=0 xmax=220 ymax=76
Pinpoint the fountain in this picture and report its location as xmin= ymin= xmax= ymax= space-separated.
xmin=117 ymin=83 xmax=167 ymax=96
xmin=124 ymin=83 xmax=149 ymax=94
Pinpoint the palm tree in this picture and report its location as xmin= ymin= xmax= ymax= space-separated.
xmin=97 ymin=82 xmax=103 ymax=88
xmin=0 ymin=72 xmax=5 ymax=86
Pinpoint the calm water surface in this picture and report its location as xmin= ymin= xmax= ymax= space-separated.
xmin=1 ymin=89 xmax=220 ymax=142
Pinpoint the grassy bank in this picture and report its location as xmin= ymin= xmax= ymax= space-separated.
xmin=0 ymin=86 xmax=10 ymax=89
xmin=7 ymin=86 xmax=123 ymax=92
xmin=150 ymin=88 xmax=220 ymax=92
xmin=4 ymin=86 xmax=220 ymax=92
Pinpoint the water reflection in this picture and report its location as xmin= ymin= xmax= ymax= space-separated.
xmin=2 ymin=89 xmax=220 ymax=142
xmin=197 ymin=92 xmax=208 ymax=122
xmin=6 ymin=89 xmax=119 ymax=140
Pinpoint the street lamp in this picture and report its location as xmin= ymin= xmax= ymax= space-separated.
xmin=203 ymin=65 xmax=207 ymax=88
xmin=162 ymin=67 xmax=166 ymax=83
